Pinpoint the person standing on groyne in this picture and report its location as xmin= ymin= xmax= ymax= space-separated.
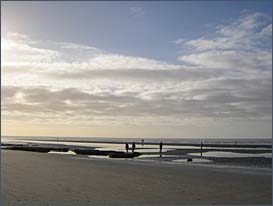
xmin=132 ymin=142 xmax=136 ymax=153
xmin=159 ymin=141 xmax=163 ymax=157
xmin=125 ymin=143 xmax=129 ymax=153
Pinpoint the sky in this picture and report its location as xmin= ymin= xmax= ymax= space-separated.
xmin=1 ymin=1 xmax=272 ymax=138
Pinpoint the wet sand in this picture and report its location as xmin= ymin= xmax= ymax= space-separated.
xmin=2 ymin=150 xmax=272 ymax=206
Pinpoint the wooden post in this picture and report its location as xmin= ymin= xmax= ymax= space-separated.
xmin=200 ymin=141 xmax=203 ymax=157
xmin=159 ymin=141 xmax=163 ymax=158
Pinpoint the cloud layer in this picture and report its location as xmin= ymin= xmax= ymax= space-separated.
xmin=2 ymin=12 xmax=272 ymax=130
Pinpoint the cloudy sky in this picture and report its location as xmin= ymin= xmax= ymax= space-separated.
xmin=1 ymin=1 xmax=272 ymax=138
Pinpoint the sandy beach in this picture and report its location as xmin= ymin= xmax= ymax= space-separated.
xmin=1 ymin=150 xmax=272 ymax=206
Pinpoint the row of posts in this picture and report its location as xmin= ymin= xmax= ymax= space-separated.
xmin=125 ymin=140 xmax=204 ymax=157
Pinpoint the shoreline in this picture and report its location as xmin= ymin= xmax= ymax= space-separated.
xmin=2 ymin=139 xmax=272 ymax=169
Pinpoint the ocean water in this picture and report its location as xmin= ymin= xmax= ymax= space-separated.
xmin=2 ymin=135 xmax=272 ymax=144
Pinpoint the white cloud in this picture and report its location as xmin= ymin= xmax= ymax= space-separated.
xmin=176 ymin=12 xmax=272 ymax=52
xmin=6 ymin=32 xmax=30 ymax=41
xmin=129 ymin=7 xmax=145 ymax=18
xmin=2 ymin=32 xmax=182 ymax=73
xmin=169 ymin=38 xmax=186 ymax=44
xmin=176 ymin=12 xmax=271 ymax=79
xmin=2 ymin=37 xmax=60 ymax=66
xmin=178 ymin=50 xmax=271 ymax=73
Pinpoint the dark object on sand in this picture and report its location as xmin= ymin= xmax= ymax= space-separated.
xmin=50 ymin=148 xmax=69 ymax=152
xmin=7 ymin=145 xmax=50 ymax=153
xmin=200 ymin=141 xmax=203 ymax=157
xmin=132 ymin=142 xmax=136 ymax=152
xmin=125 ymin=143 xmax=129 ymax=153
xmin=159 ymin=141 xmax=163 ymax=157
xmin=5 ymin=145 xmax=69 ymax=153
xmin=109 ymin=152 xmax=141 ymax=158
xmin=74 ymin=149 xmax=116 ymax=156
xmin=74 ymin=148 xmax=141 ymax=158
xmin=187 ymin=158 xmax=193 ymax=162
xmin=159 ymin=141 xmax=163 ymax=152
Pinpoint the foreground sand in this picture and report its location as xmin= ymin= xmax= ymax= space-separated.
xmin=1 ymin=150 xmax=272 ymax=206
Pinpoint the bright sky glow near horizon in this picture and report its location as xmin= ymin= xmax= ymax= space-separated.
xmin=1 ymin=1 xmax=272 ymax=138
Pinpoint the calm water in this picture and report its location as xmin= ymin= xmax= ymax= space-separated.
xmin=2 ymin=135 xmax=272 ymax=144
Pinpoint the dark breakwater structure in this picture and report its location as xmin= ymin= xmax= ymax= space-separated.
xmin=1 ymin=143 xmax=142 ymax=158
xmin=74 ymin=148 xmax=141 ymax=158
xmin=1 ymin=144 xmax=69 ymax=153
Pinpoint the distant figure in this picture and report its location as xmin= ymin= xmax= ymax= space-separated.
xmin=132 ymin=142 xmax=136 ymax=153
xmin=159 ymin=141 xmax=163 ymax=157
xmin=200 ymin=141 xmax=203 ymax=157
xmin=141 ymin=139 xmax=144 ymax=146
xmin=125 ymin=143 xmax=129 ymax=153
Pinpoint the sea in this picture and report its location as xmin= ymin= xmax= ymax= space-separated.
xmin=2 ymin=135 xmax=272 ymax=144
